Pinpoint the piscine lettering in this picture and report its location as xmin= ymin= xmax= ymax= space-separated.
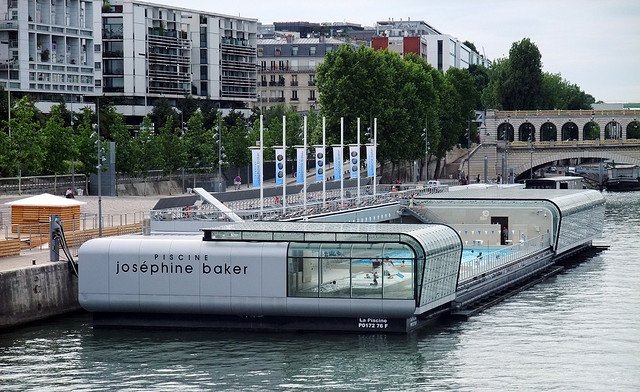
xmin=114 ymin=260 xmax=248 ymax=276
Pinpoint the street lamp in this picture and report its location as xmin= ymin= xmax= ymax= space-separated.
xmin=92 ymin=104 xmax=104 ymax=237
xmin=528 ymin=135 xmax=534 ymax=179
xmin=213 ymin=115 xmax=226 ymax=192
xmin=466 ymin=118 xmax=472 ymax=182
xmin=421 ymin=116 xmax=429 ymax=182
xmin=502 ymin=115 xmax=510 ymax=183
xmin=3 ymin=57 xmax=13 ymax=137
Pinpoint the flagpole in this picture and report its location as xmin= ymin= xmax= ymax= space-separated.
xmin=260 ymin=115 xmax=264 ymax=217
xmin=322 ymin=116 xmax=326 ymax=207
xmin=340 ymin=117 xmax=344 ymax=207
xmin=282 ymin=115 xmax=287 ymax=215
xmin=373 ymin=117 xmax=377 ymax=197
xmin=303 ymin=115 xmax=307 ymax=212
xmin=357 ymin=117 xmax=361 ymax=204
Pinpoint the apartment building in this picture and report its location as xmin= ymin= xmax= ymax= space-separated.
xmin=257 ymin=34 xmax=348 ymax=113
xmin=102 ymin=0 xmax=257 ymax=119
xmin=0 ymin=0 xmax=101 ymax=112
xmin=0 ymin=0 xmax=257 ymax=119
xmin=374 ymin=19 xmax=490 ymax=71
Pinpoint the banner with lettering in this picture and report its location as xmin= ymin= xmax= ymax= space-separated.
xmin=366 ymin=144 xmax=375 ymax=177
xmin=251 ymin=148 xmax=261 ymax=188
xmin=332 ymin=145 xmax=342 ymax=181
xmin=296 ymin=147 xmax=305 ymax=184
xmin=274 ymin=148 xmax=284 ymax=186
xmin=315 ymin=146 xmax=325 ymax=183
xmin=349 ymin=145 xmax=359 ymax=179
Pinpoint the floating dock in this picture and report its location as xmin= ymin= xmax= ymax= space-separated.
xmin=78 ymin=188 xmax=606 ymax=333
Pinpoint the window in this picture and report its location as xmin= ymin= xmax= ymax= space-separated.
xmin=286 ymin=241 xmax=414 ymax=299
xmin=309 ymin=90 xmax=316 ymax=101
xmin=257 ymin=47 xmax=263 ymax=56
xmin=292 ymin=46 xmax=298 ymax=56
xmin=94 ymin=44 xmax=101 ymax=52
xmin=308 ymin=74 xmax=316 ymax=86
xmin=309 ymin=46 xmax=316 ymax=55
xmin=291 ymin=90 xmax=298 ymax=100
xmin=291 ymin=74 xmax=298 ymax=86
xmin=94 ymin=61 xmax=101 ymax=70
xmin=274 ymin=47 xmax=281 ymax=57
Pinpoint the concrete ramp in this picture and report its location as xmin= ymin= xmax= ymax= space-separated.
xmin=193 ymin=187 xmax=243 ymax=223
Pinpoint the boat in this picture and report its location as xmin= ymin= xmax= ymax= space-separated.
xmin=604 ymin=164 xmax=640 ymax=192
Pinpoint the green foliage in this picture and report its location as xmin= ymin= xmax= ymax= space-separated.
xmin=500 ymin=38 xmax=543 ymax=110
xmin=42 ymin=105 xmax=75 ymax=174
xmin=7 ymin=97 xmax=46 ymax=176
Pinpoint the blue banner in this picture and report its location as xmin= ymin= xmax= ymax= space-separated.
xmin=296 ymin=147 xmax=305 ymax=184
xmin=251 ymin=148 xmax=261 ymax=188
xmin=366 ymin=144 xmax=375 ymax=177
xmin=332 ymin=146 xmax=342 ymax=181
xmin=315 ymin=146 xmax=325 ymax=183
xmin=275 ymin=148 xmax=284 ymax=186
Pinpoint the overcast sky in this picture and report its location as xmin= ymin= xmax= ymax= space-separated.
xmin=151 ymin=0 xmax=640 ymax=103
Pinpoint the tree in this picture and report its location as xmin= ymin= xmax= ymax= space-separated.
xmin=41 ymin=104 xmax=75 ymax=175
xmin=6 ymin=97 xmax=46 ymax=176
xmin=183 ymin=110 xmax=215 ymax=172
xmin=223 ymin=110 xmax=252 ymax=171
xmin=150 ymin=98 xmax=179 ymax=133
xmin=500 ymin=38 xmax=543 ymax=110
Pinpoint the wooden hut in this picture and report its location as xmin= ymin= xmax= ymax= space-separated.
xmin=5 ymin=193 xmax=86 ymax=234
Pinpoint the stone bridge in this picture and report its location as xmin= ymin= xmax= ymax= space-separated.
xmin=467 ymin=109 xmax=640 ymax=180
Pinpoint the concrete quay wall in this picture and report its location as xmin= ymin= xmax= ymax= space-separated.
xmin=0 ymin=262 xmax=80 ymax=329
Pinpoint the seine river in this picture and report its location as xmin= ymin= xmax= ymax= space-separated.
xmin=1 ymin=192 xmax=639 ymax=391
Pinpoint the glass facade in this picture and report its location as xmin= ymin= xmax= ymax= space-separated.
xmin=287 ymin=241 xmax=415 ymax=300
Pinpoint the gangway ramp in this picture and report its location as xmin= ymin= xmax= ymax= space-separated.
xmin=193 ymin=187 xmax=243 ymax=223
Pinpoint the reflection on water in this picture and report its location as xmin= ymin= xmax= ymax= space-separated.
xmin=1 ymin=192 xmax=640 ymax=391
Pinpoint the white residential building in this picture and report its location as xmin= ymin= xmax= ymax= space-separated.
xmin=0 ymin=0 xmax=101 ymax=112
xmin=374 ymin=19 xmax=490 ymax=71
xmin=101 ymin=0 xmax=257 ymax=119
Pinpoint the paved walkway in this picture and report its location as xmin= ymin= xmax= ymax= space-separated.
xmin=0 ymin=195 xmax=162 ymax=272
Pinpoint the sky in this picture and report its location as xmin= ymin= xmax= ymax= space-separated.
xmin=150 ymin=0 xmax=640 ymax=103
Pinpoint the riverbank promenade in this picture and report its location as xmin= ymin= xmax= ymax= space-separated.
xmin=0 ymin=195 xmax=162 ymax=272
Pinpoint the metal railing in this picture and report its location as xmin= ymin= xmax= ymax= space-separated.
xmin=150 ymin=184 xmax=449 ymax=223
xmin=458 ymin=233 xmax=552 ymax=282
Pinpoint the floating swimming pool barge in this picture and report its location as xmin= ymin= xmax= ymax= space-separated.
xmin=78 ymin=188 xmax=606 ymax=333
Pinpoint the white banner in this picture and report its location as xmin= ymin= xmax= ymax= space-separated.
xmin=315 ymin=146 xmax=325 ymax=183
xmin=275 ymin=148 xmax=284 ymax=185
xmin=251 ymin=148 xmax=261 ymax=188
xmin=366 ymin=144 xmax=375 ymax=178
xmin=349 ymin=145 xmax=359 ymax=179
xmin=296 ymin=147 xmax=305 ymax=184
xmin=332 ymin=146 xmax=342 ymax=181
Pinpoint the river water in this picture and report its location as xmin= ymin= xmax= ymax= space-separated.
xmin=1 ymin=192 xmax=639 ymax=391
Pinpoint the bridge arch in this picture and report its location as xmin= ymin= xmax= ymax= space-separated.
xmin=604 ymin=120 xmax=623 ymax=140
xmin=512 ymin=150 xmax=640 ymax=179
xmin=583 ymin=121 xmax=600 ymax=140
xmin=560 ymin=122 xmax=579 ymax=141
xmin=497 ymin=122 xmax=514 ymax=142
xmin=540 ymin=122 xmax=557 ymax=141
xmin=626 ymin=120 xmax=640 ymax=139
xmin=518 ymin=122 xmax=535 ymax=142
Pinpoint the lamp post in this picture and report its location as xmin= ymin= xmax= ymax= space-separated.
xmin=529 ymin=136 xmax=534 ymax=179
xmin=422 ymin=116 xmax=429 ymax=182
xmin=466 ymin=118 xmax=472 ymax=182
xmin=3 ymin=57 xmax=12 ymax=137
xmin=92 ymin=98 xmax=103 ymax=237
xmin=214 ymin=115 xmax=225 ymax=192
xmin=502 ymin=115 xmax=510 ymax=183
